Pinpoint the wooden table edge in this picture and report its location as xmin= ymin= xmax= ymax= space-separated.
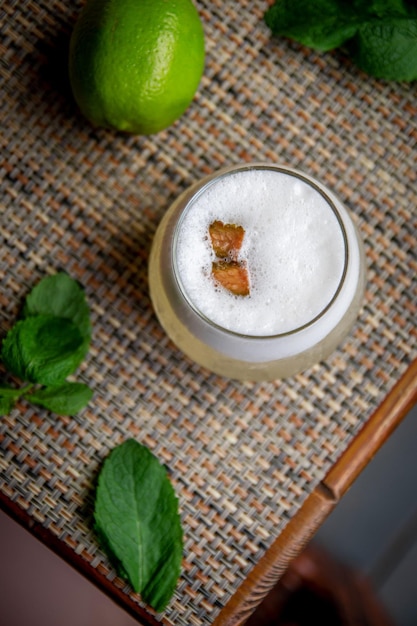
xmin=213 ymin=357 xmax=417 ymax=626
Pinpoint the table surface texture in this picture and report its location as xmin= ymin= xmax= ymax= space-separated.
xmin=1 ymin=1 xmax=416 ymax=625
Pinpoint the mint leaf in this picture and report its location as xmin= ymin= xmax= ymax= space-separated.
xmin=264 ymin=0 xmax=359 ymax=51
xmin=351 ymin=18 xmax=417 ymax=80
xmin=0 ymin=384 xmax=23 ymax=398
xmin=264 ymin=0 xmax=417 ymax=81
xmin=27 ymin=382 xmax=93 ymax=415
xmin=0 ymin=396 xmax=16 ymax=415
xmin=1 ymin=316 xmax=86 ymax=385
xmin=0 ymin=384 xmax=22 ymax=415
xmin=94 ymin=440 xmax=183 ymax=612
xmin=365 ymin=0 xmax=415 ymax=17
xmin=23 ymin=272 xmax=91 ymax=345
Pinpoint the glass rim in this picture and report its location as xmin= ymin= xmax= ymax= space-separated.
xmin=172 ymin=163 xmax=349 ymax=340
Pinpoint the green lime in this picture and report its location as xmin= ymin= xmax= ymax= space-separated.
xmin=69 ymin=0 xmax=205 ymax=134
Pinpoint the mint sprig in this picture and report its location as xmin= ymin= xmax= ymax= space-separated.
xmin=265 ymin=0 xmax=417 ymax=81
xmin=94 ymin=440 xmax=183 ymax=612
xmin=0 ymin=273 xmax=93 ymax=416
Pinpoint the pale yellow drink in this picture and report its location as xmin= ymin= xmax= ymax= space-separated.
xmin=149 ymin=164 xmax=365 ymax=380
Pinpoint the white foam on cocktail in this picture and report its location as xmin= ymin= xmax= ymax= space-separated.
xmin=175 ymin=169 xmax=346 ymax=336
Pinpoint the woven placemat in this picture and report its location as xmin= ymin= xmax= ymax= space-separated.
xmin=1 ymin=1 xmax=416 ymax=624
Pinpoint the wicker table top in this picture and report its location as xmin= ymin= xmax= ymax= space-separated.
xmin=1 ymin=1 xmax=416 ymax=625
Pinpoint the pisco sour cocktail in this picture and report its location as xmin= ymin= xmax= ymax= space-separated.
xmin=148 ymin=164 xmax=365 ymax=381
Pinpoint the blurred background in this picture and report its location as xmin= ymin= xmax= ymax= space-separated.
xmin=1 ymin=401 xmax=417 ymax=626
